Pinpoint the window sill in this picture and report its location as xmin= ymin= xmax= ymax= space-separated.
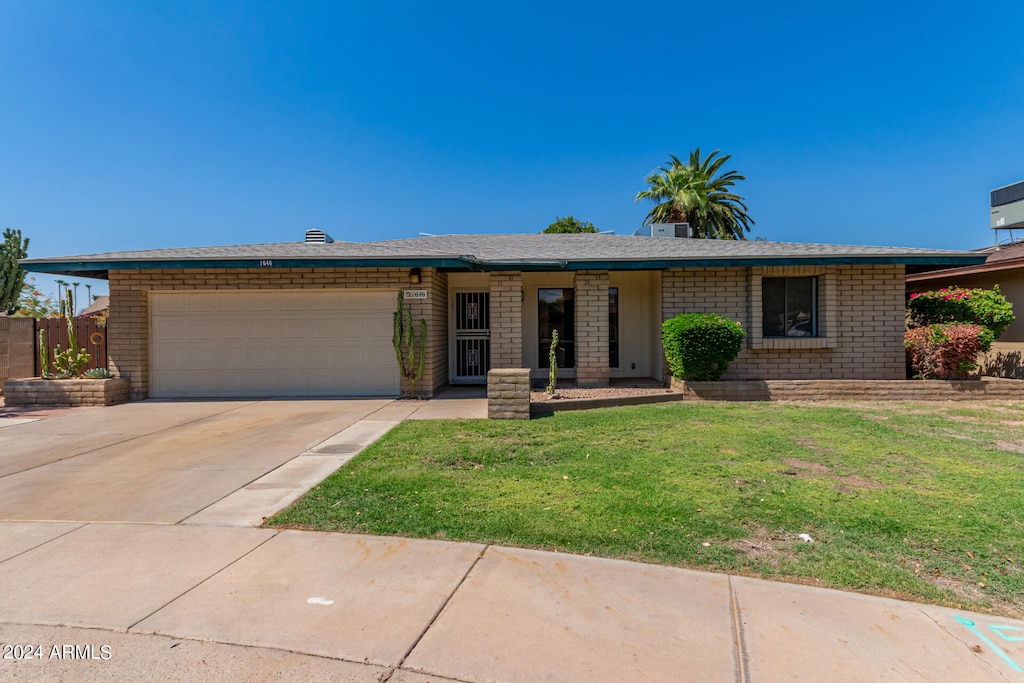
xmin=751 ymin=337 xmax=833 ymax=350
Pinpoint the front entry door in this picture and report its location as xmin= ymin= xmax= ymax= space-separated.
xmin=453 ymin=292 xmax=491 ymax=383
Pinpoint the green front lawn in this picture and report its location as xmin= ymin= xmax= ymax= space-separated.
xmin=269 ymin=401 xmax=1024 ymax=616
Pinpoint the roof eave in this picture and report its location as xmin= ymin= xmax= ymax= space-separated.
xmin=22 ymin=253 xmax=987 ymax=278
xmin=906 ymin=256 xmax=1024 ymax=282
xmin=21 ymin=256 xmax=481 ymax=278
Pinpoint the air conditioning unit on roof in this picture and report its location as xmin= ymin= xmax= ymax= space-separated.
xmin=991 ymin=180 xmax=1024 ymax=230
xmin=651 ymin=222 xmax=692 ymax=238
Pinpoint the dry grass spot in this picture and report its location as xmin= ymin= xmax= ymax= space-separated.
xmin=783 ymin=457 xmax=831 ymax=476
xmin=727 ymin=525 xmax=807 ymax=567
xmin=923 ymin=574 xmax=988 ymax=603
xmin=834 ymin=473 xmax=885 ymax=491
xmin=781 ymin=458 xmax=884 ymax=491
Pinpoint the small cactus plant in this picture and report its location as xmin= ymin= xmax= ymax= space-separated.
xmin=393 ymin=291 xmax=427 ymax=398
xmin=546 ymin=329 xmax=559 ymax=395
xmin=38 ymin=328 xmax=50 ymax=378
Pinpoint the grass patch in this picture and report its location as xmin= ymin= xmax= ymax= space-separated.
xmin=268 ymin=401 xmax=1024 ymax=616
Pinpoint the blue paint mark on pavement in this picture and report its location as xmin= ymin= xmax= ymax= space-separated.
xmin=991 ymin=625 xmax=1024 ymax=643
xmin=955 ymin=615 xmax=1024 ymax=673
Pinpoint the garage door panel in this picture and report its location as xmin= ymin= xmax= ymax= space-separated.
xmin=184 ymin=294 xmax=224 ymax=314
xmin=306 ymin=294 xmax=343 ymax=313
xmin=368 ymin=315 xmax=397 ymax=338
xmin=151 ymin=291 xmax=402 ymax=398
xmin=152 ymin=317 xmax=186 ymax=342
xmin=366 ymin=345 xmax=396 ymax=366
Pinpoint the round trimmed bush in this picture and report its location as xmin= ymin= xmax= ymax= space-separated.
xmin=662 ymin=313 xmax=745 ymax=381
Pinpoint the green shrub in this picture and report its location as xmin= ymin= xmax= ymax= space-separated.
xmin=907 ymin=286 xmax=1014 ymax=349
xmin=904 ymin=324 xmax=986 ymax=379
xmin=662 ymin=313 xmax=745 ymax=381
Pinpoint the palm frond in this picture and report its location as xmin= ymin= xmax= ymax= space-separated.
xmin=635 ymin=148 xmax=754 ymax=237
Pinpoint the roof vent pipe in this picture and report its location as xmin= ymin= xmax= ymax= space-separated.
xmin=305 ymin=229 xmax=334 ymax=243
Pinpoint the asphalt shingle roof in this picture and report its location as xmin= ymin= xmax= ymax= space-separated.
xmin=21 ymin=233 xmax=986 ymax=277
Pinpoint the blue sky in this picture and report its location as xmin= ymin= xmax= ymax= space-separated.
xmin=2 ymin=1 xmax=1023 ymax=299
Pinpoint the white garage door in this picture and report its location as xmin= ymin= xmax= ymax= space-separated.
xmin=150 ymin=290 xmax=400 ymax=398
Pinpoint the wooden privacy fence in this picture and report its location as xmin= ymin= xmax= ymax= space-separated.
xmin=35 ymin=317 xmax=108 ymax=374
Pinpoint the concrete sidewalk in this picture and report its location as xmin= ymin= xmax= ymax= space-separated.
xmin=1 ymin=521 xmax=1022 ymax=682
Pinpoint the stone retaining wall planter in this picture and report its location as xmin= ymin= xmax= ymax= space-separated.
xmin=531 ymin=391 xmax=680 ymax=416
xmin=3 ymin=378 xmax=131 ymax=407
xmin=671 ymin=377 xmax=1024 ymax=402
xmin=528 ymin=378 xmax=1024 ymax=416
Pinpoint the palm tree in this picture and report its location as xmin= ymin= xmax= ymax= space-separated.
xmin=635 ymin=148 xmax=754 ymax=240
xmin=55 ymin=279 xmax=68 ymax=316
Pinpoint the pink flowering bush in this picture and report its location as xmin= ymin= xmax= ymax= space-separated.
xmin=907 ymin=285 xmax=1014 ymax=350
xmin=904 ymin=324 xmax=986 ymax=379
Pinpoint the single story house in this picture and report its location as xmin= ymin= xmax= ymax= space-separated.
xmin=79 ymin=295 xmax=110 ymax=318
xmin=22 ymin=231 xmax=984 ymax=400
xmin=908 ymin=239 xmax=1024 ymax=378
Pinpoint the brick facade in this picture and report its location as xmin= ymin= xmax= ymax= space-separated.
xmin=574 ymin=270 xmax=610 ymax=387
xmin=662 ymin=264 xmax=906 ymax=380
xmin=105 ymin=262 xmax=907 ymax=401
xmin=0 ymin=316 xmax=36 ymax=390
xmin=489 ymin=272 xmax=523 ymax=369
xmin=108 ymin=267 xmax=448 ymax=400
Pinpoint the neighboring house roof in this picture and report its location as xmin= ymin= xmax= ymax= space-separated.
xmin=907 ymin=240 xmax=1024 ymax=283
xmin=21 ymin=233 xmax=986 ymax=278
xmin=79 ymin=295 xmax=109 ymax=316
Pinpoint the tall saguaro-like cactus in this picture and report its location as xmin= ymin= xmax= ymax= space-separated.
xmin=38 ymin=328 xmax=50 ymax=378
xmin=393 ymin=291 xmax=427 ymax=398
xmin=50 ymin=287 xmax=91 ymax=378
xmin=0 ymin=228 xmax=29 ymax=315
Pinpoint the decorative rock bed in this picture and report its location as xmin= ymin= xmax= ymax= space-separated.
xmin=2 ymin=378 xmax=131 ymax=407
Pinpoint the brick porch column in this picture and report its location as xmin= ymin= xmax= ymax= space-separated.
xmin=574 ymin=270 xmax=610 ymax=387
xmin=490 ymin=272 xmax=524 ymax=369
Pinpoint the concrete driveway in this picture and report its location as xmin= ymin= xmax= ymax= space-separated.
xmin=0 ymin=399 xmax=409 ymax=524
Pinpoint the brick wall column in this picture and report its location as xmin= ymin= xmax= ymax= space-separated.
xmin=574 ymin=270 xmax=610 ymax=387
xmin=0 ymin=317 xmax=37 ymax=389
xmin=487 ymin=368 xmax=531 ymax=419
xmin=107 ymin=270 xmax=148 ymax=400
xmin=490 ymin=272 xmax=523 ymax=369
